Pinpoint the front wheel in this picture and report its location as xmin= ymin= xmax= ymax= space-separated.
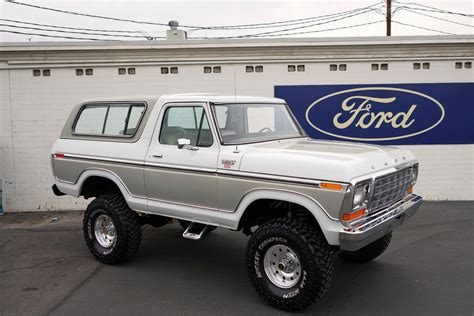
xmin=83 ymin=194 xmax=142 ymax=265
xmin=245 ymin=218 xmax=333 ymax=312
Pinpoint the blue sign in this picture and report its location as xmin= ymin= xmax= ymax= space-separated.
xmin=275 ymin=83 xmax=474 ymax=145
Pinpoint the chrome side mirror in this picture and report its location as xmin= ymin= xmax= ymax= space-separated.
xmin=177 ymin=138 xmax=198 ymax=151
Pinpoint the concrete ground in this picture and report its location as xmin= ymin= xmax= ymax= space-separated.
xmin=0 ymin=201 xmax=472 ymax=316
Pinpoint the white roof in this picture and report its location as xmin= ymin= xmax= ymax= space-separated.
xmin=80 ymin=94 xmax=284 ymax=105
xmin=161 ymin=94 xmax=284 ymax=104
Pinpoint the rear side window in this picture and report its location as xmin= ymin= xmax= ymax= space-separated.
xmin=74 ymin=103 xmax=146 ymax=136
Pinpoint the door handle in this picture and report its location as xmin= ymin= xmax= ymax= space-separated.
xmin=152 ymin=154 xmax=163 ymax=158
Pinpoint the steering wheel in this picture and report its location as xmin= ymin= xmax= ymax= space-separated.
xmin=258 ymin=127 xmax=272 ymax=133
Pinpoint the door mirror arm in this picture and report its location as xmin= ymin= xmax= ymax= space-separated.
xmin=184 ymin=144 xmax=199 ymax=151
xmin=177 ymin=138 xmax=199 ymax=151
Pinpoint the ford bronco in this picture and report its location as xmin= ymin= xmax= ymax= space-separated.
xmin=51 ymin=94 xmax=422 ymax=311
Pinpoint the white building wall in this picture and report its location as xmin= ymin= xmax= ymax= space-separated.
xmin=0 ymin=69 xmax=13 ymax=212
xmin=0 ymin=44 xmax=473 ymax=211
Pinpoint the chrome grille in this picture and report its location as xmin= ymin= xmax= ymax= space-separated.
xmin=371 ymin=167 xmax=413 ymax=212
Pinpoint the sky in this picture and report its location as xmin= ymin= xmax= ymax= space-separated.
xmin=0 ymin=0 xmax=472 ymax=42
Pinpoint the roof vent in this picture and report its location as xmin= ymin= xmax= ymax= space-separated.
xmin=167 ymin=20 xmax=187 ymax=40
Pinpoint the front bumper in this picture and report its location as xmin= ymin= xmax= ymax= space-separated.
xmin=339 ymin=194 xmax=422 ymax=251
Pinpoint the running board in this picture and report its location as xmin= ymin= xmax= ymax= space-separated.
xmin=182 ymin=222 xmax=209 ymax=240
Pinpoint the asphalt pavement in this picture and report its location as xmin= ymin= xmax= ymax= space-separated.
xmin=0 ymin=201 xmax=472 ymax=316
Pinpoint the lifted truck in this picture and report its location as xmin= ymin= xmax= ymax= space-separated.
xmin=51 ymin=94 xmax=422 ymax=311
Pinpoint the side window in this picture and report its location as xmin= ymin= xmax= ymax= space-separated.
xmin=74 ymin=106 xmax=108 ymax=134
xmin=159 ymin=106 xmax=213 ymax=147
xmin=74 ymin=103 xmax=145 ymax=136
xmin=247 ymin=106 xmax=275 ymax=133
xmin=126 ymin=105 xmax=145 ymax=135
xmin=166 ymin=107 xmax=197 ymax=128
xmin=103 ymin=105 xmax=129 ymax=135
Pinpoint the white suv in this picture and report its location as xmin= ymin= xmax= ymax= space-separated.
xmin=51 ymin=94 xmax=422 ymax=311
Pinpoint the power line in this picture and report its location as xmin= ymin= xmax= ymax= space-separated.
xmin=397 ymin=6 xmax=474 ymax=18
xmin=0 ymin=29 xmax=113 ymax=41
xmin=392 ymin=20 xmax=455 ymax=35
xmin=0 ymin=18 xmax=143 ymax=33
xmin=0 ymin=23 xmax=155 ymax=39
xmin=192 ymin=1 xmax=384 ymax=30
xmin=393 ymin=1 xmax=474 ymax=18
xmin=1 ymin=5 xmax=379 ymax=39
xmin=199 ymin=8 xmax=377 ymax=39
xmin=3 ymin=0 xmax=461 ymax=40
xmin=196 ymin=20 xmax=385 ymax=39
xmin=208 ymin=7 xmax=376 ymax=30
xmin=1 ymin=21 xmax=385 ymax=41
xmin=401 ymin=8 xmax=473 ymax=28
xmin=8 ymin=0 xmax=384 ymax=32
xmin=7 ymin=0 xmax=203 ymax=29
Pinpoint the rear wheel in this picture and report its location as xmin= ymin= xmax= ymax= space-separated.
xmin=245 ymin=217 xmax=333 ymax=312
xmin=338 ymin=233 xmax=392 ymax=263
xmin=83 ymin=194 xmax=141 ymax=265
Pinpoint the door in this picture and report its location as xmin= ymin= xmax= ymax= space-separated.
xmin=144 ymin=102 xmax=220 ymax=220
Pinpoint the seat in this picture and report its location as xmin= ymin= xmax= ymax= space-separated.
xmin=160 ymin=126 xmax=187 ymax=145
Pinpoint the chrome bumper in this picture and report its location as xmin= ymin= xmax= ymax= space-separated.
xmin=339 ymin=194 xmax=423 ymax=251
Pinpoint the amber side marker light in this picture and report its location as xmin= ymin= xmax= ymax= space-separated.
xmin=406 ymin=186 xmax=413 ymax=194
xmin=320 ymin=182 xmax=343 ymax=191
xmin=342 ymin=208 xmax=366 ymax=221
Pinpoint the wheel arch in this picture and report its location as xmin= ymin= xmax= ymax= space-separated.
xmin=55 ymin=169 xmax=146 ymax=211
xmin=224 ymin=189 xmax=342 ymax=245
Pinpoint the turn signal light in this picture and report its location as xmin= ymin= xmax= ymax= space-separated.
xmin=406 ymin=186 xmax=413 ymax=194
xmin=320 ymin=182 xmax=343 ymax=191
xmin=342 ymin=208 xmax=366 ymax=221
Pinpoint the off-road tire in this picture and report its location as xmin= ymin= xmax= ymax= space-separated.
xmin=178 ymin=220 xmax=217 ymax=233
xmin=83 ymin=194 xmax=142 ymax=265
xmin=338 ymin=233 xmax=392 ymax=263
xmin=245 ymin=217 xmax=333 ymax=312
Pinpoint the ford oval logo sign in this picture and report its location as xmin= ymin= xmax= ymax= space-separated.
xmin=304 ymin=87 xmax=445 ymax=141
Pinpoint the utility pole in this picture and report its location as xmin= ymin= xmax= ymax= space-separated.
xmin=386 ymin=0 xmax=392 ymax=36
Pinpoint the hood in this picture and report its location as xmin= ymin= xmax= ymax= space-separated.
xmin=238 ymin=138 xmax=416 ymax=183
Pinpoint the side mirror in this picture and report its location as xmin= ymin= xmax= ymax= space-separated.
xmin=177 ymin=138 xmax=191 ymax=149
xmin=177 ymin=138 xmax=198 ymax=151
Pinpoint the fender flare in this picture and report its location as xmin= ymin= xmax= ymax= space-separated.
xmin=219 ymin=188 xmax=343 ymax=245
xmin=55 ymin=169 xmax=147 ymax=211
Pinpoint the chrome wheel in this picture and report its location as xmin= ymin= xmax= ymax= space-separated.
xmin=94 ymin=214 xmax=116 ymax=248
xmin=263 ymin=244 xmax=302 ymax=289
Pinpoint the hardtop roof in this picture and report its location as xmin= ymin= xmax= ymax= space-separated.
xmin=80 ymin=94 xmax=284 ymax=105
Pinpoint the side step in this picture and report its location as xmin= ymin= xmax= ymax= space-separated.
xmin=182 ymin=222 xmax=209 ymax=240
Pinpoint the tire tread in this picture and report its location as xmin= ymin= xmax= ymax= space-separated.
xmin=245 ymin=217 xmax=333 ymax=311
xmin=83 ymin=194 xmax=141 ymax=265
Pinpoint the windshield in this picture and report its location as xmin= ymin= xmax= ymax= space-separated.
xmin=212 ymin=103 xmax=305 ymax=144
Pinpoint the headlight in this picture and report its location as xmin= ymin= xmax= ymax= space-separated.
xmin=352 ymin=181 xmax=370 ymax=210
xmin=341 ymin=181 xmax=371 ymax=223
xmin=411 ymin=164 xmax=419 ymax=184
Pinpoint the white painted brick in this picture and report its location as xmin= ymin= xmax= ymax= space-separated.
xmin=1 ymin=62 xmax=472 ymax=212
